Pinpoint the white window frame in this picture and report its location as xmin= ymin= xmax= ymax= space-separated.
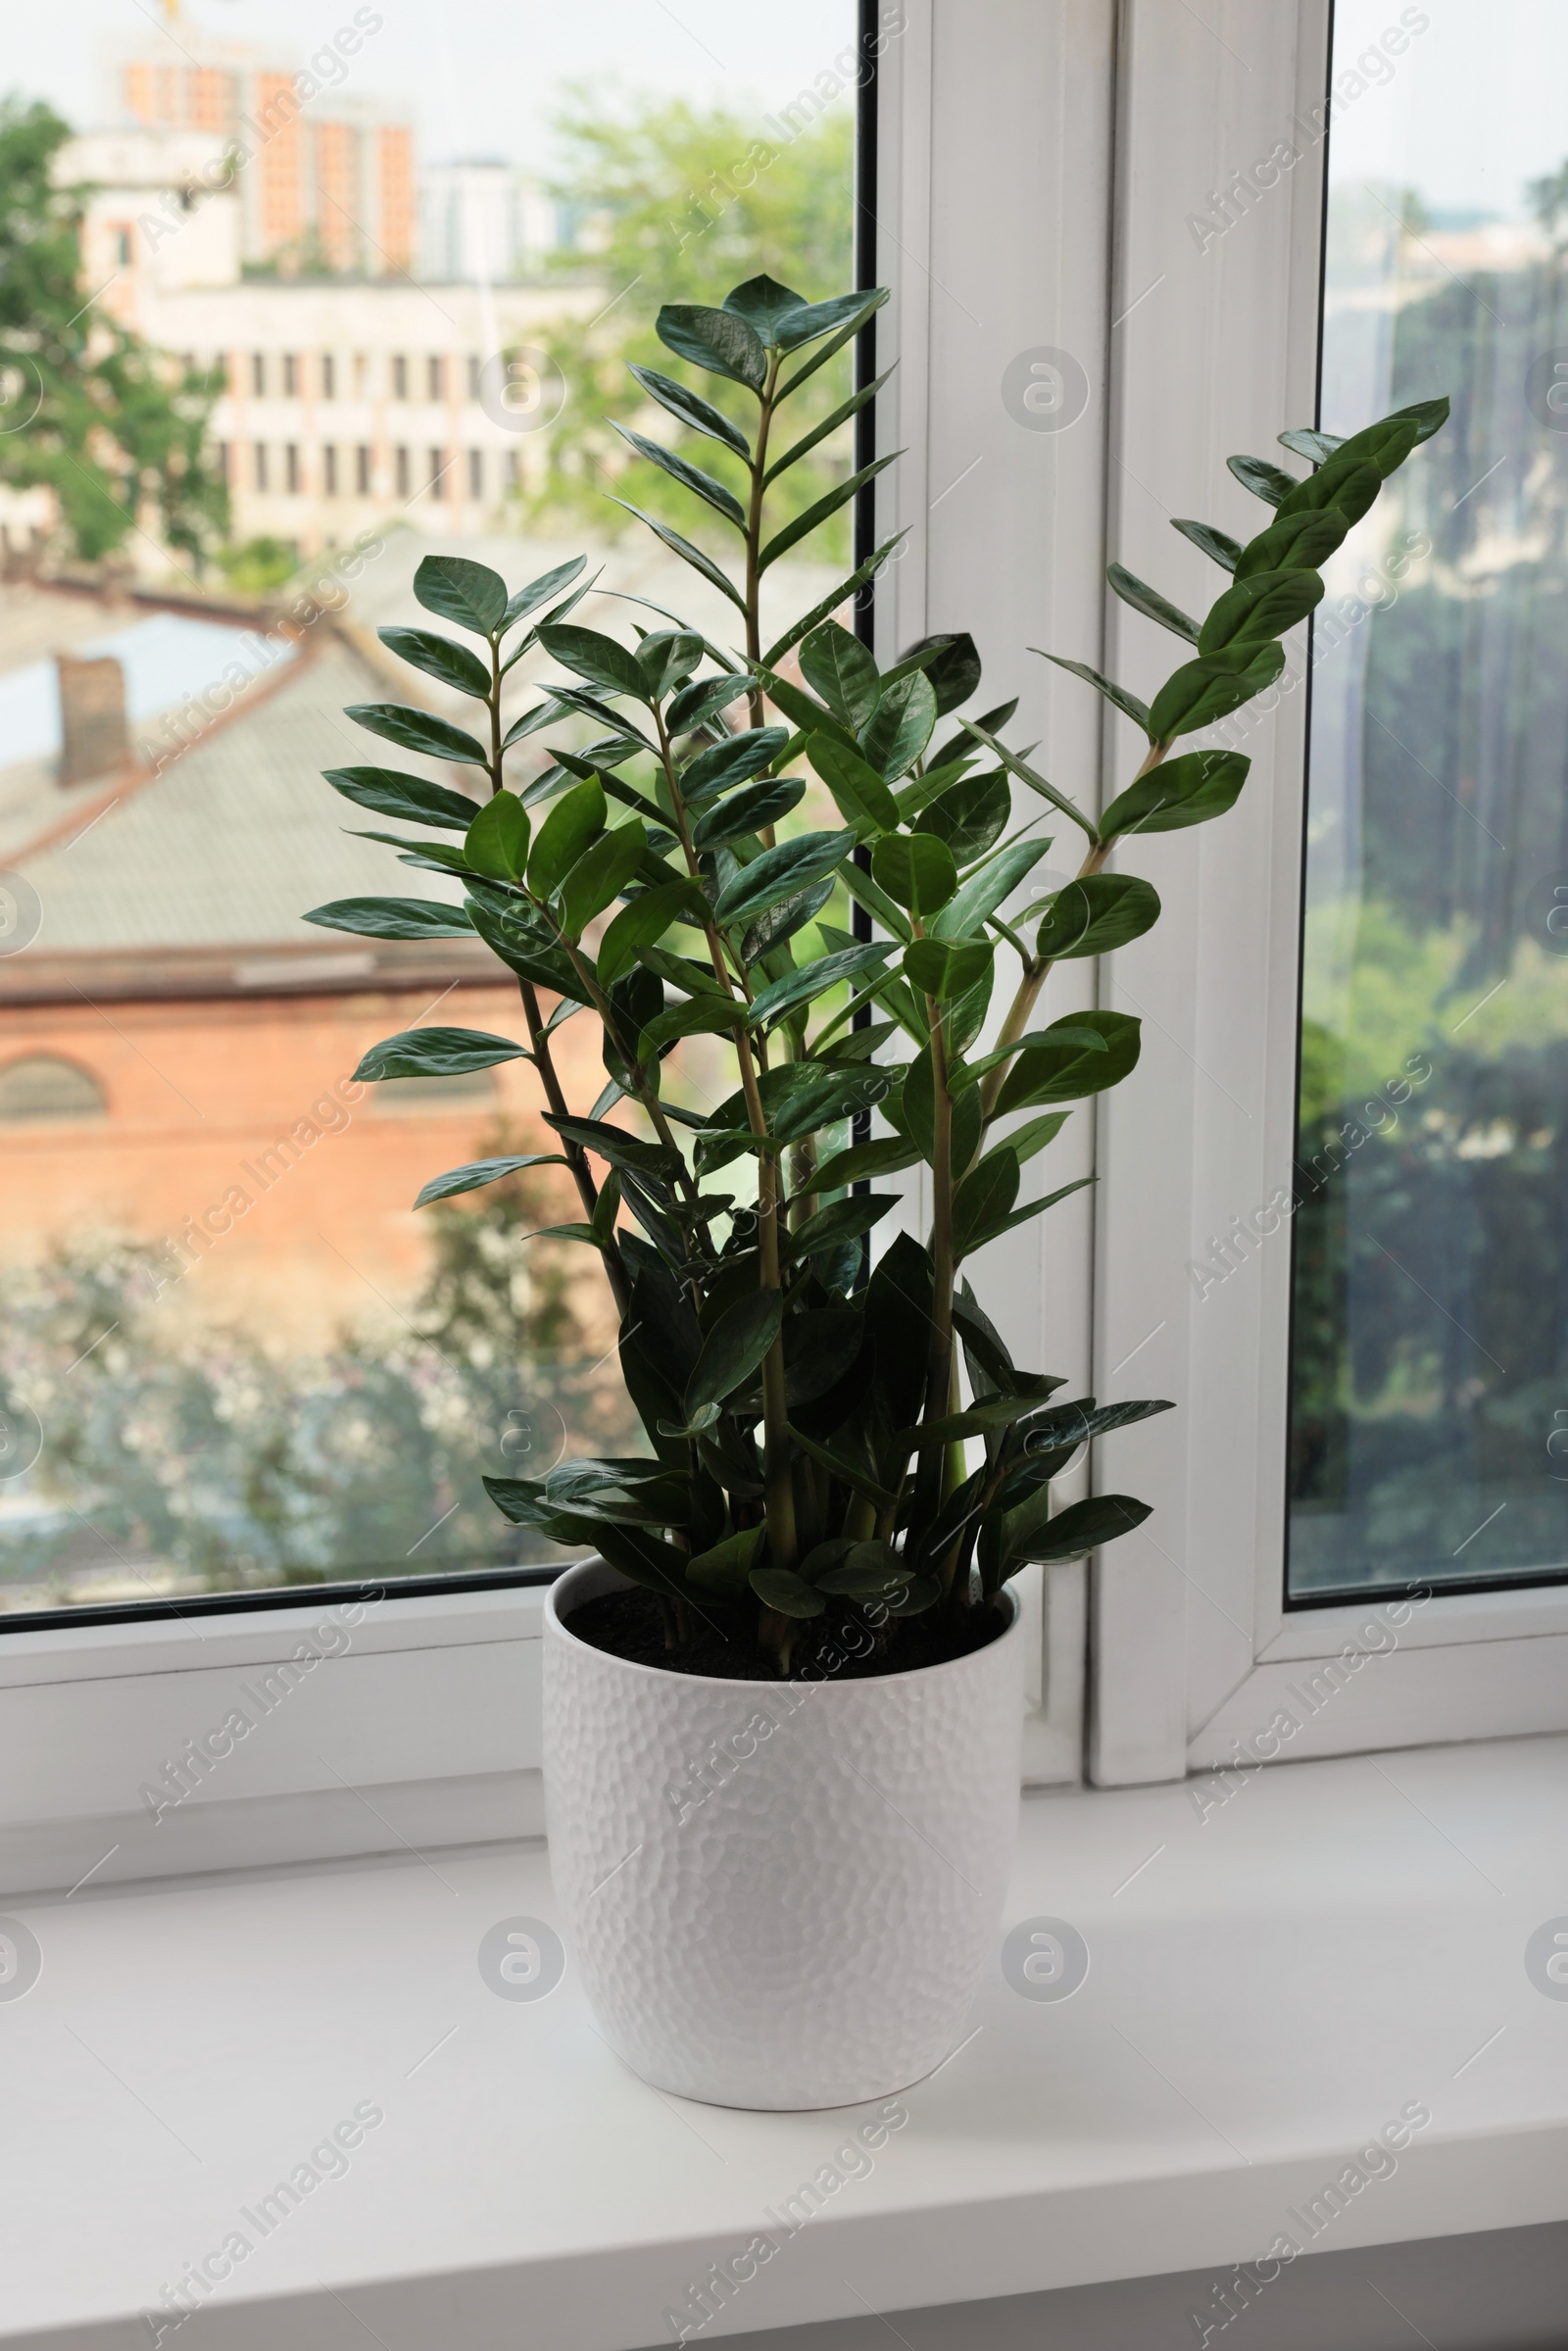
xmin=1089 ymin=0 xmax=1568 ymax=1783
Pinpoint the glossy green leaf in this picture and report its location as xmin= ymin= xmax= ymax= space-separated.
xmin=1107 ymin=563 xmax=1200 ymax=645
xmin=1099 ymin=748 xmax=1250 ymax=840
xmin=787 ymin=1193 xmax=896 ymax=1259
xmin=914 ymin=770 xmax=1010 ymax=863
xmin=960 ymin=718 xmax=1097 ymax=839
xmin=684 ymin=1525 xmax=765 ymax=1598
xmin=807 ymin=1134 xmax=921 ymax=1194
xmin=345 ymin=703 xmax=489 ymax=769
xmin=527 ymin=776 xmax=606 ymax=899
xmin=1005 ymin=1109 xmax=1071 ymax=1164
xmin=303 ymin=897 xmax=474 ymax=942
xmin=904 ymin=936 xmax=992 ymax=1001
xmin=749 ymin=941 xmax=894 ymax=1027
xmin=761 ymin=531 xmax=908 ymax=668
xmin=1170 ymin=518 xmax=1243 ymax=574
xmin=763 ymin=368 xmax=891 ymax=487
xmin=679 ymin=726 xmax=789 ymax=805
xmin=691 ymin=776 xmax=805 ymax=850
xmin=800 ymin=621 xmax=881 ymax=731
xmin=871 ymin=831 xmax=957 ymax=917
xmin=465 ymin=897 xmax=587 ymax=1000
xmin=377 ymin=625 xmax=491 ymax=700
xmin=638 ymin=994 xmax=744 ymax=1057
xmin=667 ymin=671 xmax=755 ymax=734
xmin=538 ymin=623 xmax=649 ymax=703
xmin=774 ymin=287 xmax=887 ymax=394
xmin=902 ymin=1049 xmax=983 ymax=1174
xmin=606 ymin=498 xmax=750 ymax=613
xmin=612 ymin=423 xmax=746 ymax=530
xmin=323 ymin=765 xmax=479 ymax=832
xmin=1146 ymin=641 xmax=1285 ymax=742
xmin=1034 ymin=872 xmax=1160 ymax=960
xmin=712 ymin=829 xmax=856 ymax=928
xmin=1278 ymin=426 xmax=1344 ymax=465
xmin=858 ymin=667 xmax=937 ymax=780
xmin=722 ymin=271 xmax=809 ymax=345
xmin=782 ymin=1311 xmax=864 ymax=1407
xmin=1004 ymin=1491 xmax=1152 ymax=1567
xmin=808 ymin=735 xmax=900 ymax=838
xmin=749 ymin=1566 xmax=825 ymax=1618
xmin=354 ymin=1026 xmax=528 ymax=1082
xmin=932 ymin=836 xmax=1052 ymax=940
xmin=558 ymin=821 xmax=648 ymax=937
xmin=1039 ymin=656 xmax=1152 ymax=735
xmin=994 ymin=1009 xmax=1141 ymax=1115
xmin=543 ymin=1114 xmax=683 ymax=1183
xmin=1198 ymin=567 xmax=1324 ymax=656
xmin=464 ymin=790 xmax=529 ymax=882
xmin=414 ymin=553 xmax=509 ymax=635
xmin=414 ymin=1153 xmax=566 ymax=1208
xmin=758 ymin=453 xmax=898 ymax=572
xmin=626 ymin=363 xmax=752 ymax=459
xmin=838 ymin=857 xmax=913 ymax=945
xmin=1233 ymin=508 xmax=1348 ymax=580
xmin=1227 ymin=454 xmax=1299 ymax=508
xmin=783 ymin=1422 xmax=897 ymax=1509
xmin=502 ymin=557 xmax=588 ymax=631
xmin=686 ymin=1290 xmax=784 ymax=1416
xmin=741 ymin=876 xmax=836 ymax=967
xmin=772 ymin=285 xmax=883 ymax=351
xmin=952 ymin=1147 xmax=1019 ymax=1260
xmin=656 ymin=301 xmax=767 ymax=389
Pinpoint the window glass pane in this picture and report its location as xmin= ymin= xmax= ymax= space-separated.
xmin=1289 ymin=0 xmax=1568 ymax=1598
xmin=0 ymin=2 xmax=859 ymax=1616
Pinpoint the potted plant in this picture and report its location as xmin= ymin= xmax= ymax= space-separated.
xmin=305 ymin=274 xmax=1446 ymax=2108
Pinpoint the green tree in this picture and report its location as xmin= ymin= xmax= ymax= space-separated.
xmin=517 ymin=87 xmax=858 ymax=552
xmin=0 ymin=96 xmax=228 ymax=565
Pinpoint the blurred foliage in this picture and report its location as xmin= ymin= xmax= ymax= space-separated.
xmin=215 ymin=536 xmax=300 ymax=596
xmin=0 ymin=96 xmax=229 ymax=564
xmin=515 ymin=86 xmax=857 ymax=550
xmin=0 ymin=1151 xmax=635 ymax=1608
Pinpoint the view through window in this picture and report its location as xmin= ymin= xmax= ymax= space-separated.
xmin=0 ymin=0 xmax=867 ymax=1616
xmin=1288 ymin=0 xmax=1568 ymax=1599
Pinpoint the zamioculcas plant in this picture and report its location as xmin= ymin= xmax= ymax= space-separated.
xmin=305 ymin=270 xmax=1447 ymax=1677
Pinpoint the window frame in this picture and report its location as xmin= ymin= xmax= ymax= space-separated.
xmin=1087 ymin=0 xmax=1568 ymax=1785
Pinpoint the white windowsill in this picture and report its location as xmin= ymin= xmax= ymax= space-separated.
xmin=6 ymin=1730 xmax=1565 ymax=2349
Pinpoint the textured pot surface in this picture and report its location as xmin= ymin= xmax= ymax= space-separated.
xmin=543 ymin=1558 xmax=1026 ymax=2110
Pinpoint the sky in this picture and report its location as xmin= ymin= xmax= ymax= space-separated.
xmin=1327 ymin=0 xmax=1568 ymax=220
xmin=5 ymin=0 xmax=858 ymax=170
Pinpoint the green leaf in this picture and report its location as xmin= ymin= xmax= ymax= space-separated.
xmin=414 ymin=1153 xmax=566 ymax=1207
xmin=712 ymin=829 xmax=856 ymax=928
xmin=1227 ymin=455 xmax=1300 ymax=508
xmin=538 ymin=623 xmax=648 ymax=703
xmin=1278 ymin=426 xmax=1344 ymax=465
xmin=787 ymin=1194 xmax=896 ymax=1259
xmin=764 ymin=368 xmax=891 ymax=487
xmin=691 ymin=776 xmax=806 ymax=850
xmin=774 ymin=287 xmax=888 ymax=394
xmin=808 ymin=1134 xmax=921 ymax=1194
xmin=902 ymin=1049 xmax=983 ymax=1174
xmin=601 ymin=895 xmax=710 ymax=994
xmin=1233 ymin=508 xmax=1348 ymax=580
xmin=1107 ymin=563 xmax=1200 ymax=644
xmin=1006 ymin=1109 xmax=1071 ymax=1164
xmin=355 ymin=1026 xmax=527 ymax=1081
xmin=414 ymin=554 xmax=509 ymax=635
xmin=858 ymin=668 xmax=937 ymax=780
xmin=901 ymin=1392 xmax=1052 ymax=1447
xmin=749 ymin=1566 xmax=825 ymax=1618
xmin=782 ymin=1310 xmax=864 ymax=1407
xmin=750 ymin=941 xmax=894 ymax=1027
xmin=684 ymin=1525 xmax=766 ymax=1598
xmin=377 ymin=625 xmax=491 ymax=700
xmin=839 ymin=857 xmax=913 ymax=945
xmin=994 ymin=1009 xmax=1141 ymax=1115
xmin=758 ymin=453 xmax=899 ymax=572
xmin=607 ymin=497 xmax=749 ymax=613
xmin=761 ymin=531 xmax=908 ymax=668
xmin=960 ymin=719 xmax=1098 ymax=839
xmin=527 ymin=776 xmax=606 ymax=899
xmin=770 ymin=1062 xmax=892 ymax=1146
xmin=770 ymin=285 xmax=881 ymax=351
xmin=1147 ymin=641 xmax=1285 ymax=743
xmin=914 ymin=771 xmax=1010 ymax=863
xmin=800 ymin=621 xmax=881 ymax=732
xmin=638 ymin=994 xmax=743 ymax=1057
xmin=1170 ymin=518 xmax=1242 ymax=574
xmin=932 ymin=837 xmax=1052 ymax=941
xmin=465 ymin=897 xmax=587 ymax=1000
xmin=636 ymin=630 xmax=706 ymax=701
xmin=747 ymin=663 xmax=856 ymax=751
xmin=667 ymin=671 xmax=754 ymax=734
xmin=900 ymin=630 xmax=982 ymax=717
xmin=464 ymin=791 xmax=529 ymax=882
xmin=1099 ymin=747 xmax=1250 ymax=840
xmin=722 ymin=271 xmax=809 ymax=345
xmin=612 ymin=423 xmax=746 ymax=530
xmin=1198 ymin=567 xmax=1324 ymax=656
xmin=558 ymin=822 xmax=648 ymax=937
xmin=679 ymin=725 xmax=789 ymax=805
xmin=345 ymin=703 xmax=489 ymax=769
xmin=686 ymin=1290 xmax=784 ymax=1417
xmin=1035 ymin=872 xmax=1160 ymax=960
xmin=303 ymin=897 xmax=474 ymax=942
xmin=626 ymin=363 xmax=752 ymax=459
xmin=953 ymin=1147 xmax=1020 ymax=1260
xmin=806 ymin=735 xmax=900 ymax=839
xmin=657 ymin=302 xmax=767 ymax=389
xmin=1005 ymin=1492 xmax=1152 ymax=1568
xmin=502 ymin=557 xmax=588 ymax=630
xmin=324 ymin=765 xmax=478 ymax=832
xmin=543 ymin=1114 xmax=682 ymax=1183
xmin=871 ymin=832 xmax=957 ymax=918
xmin=974 ymin=1173 xmax=1095 ymax=1248
xmin=741 ymin=877 xmax=836 ymax=967
xmin=784 ymin=1422 xmax=896 ymax=1509
xmin=905 ymin=937 xmax=992 ymax=1001
xmin=1040 ymin=656 xmax=1152 ymax=733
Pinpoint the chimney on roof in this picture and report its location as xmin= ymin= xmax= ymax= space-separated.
xmin=56 ymin=654 xmax=128 ymax=785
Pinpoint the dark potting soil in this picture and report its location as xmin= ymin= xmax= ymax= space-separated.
xmin=563 ymin=1586 xmax=1010 ymax=1683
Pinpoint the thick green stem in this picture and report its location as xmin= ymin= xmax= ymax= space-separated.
xmin=913 ymin=989 xmax=955 ymax=1546
xmin=744 ymin=354 xmax=780 ymax=740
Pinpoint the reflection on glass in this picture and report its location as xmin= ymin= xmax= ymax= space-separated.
xmin=0 ymin=4 xmax=857 ymax=1613
xmin=1289 ymin=0 xmax=1568 ymax=1596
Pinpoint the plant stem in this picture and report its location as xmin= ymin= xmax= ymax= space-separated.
xmin=913 ymin=984 xmax=955 ymax=1551
xmin=744 ymin=353 xmax=781 ymax=740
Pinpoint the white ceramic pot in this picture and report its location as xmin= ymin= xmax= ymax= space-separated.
xmin=543 ymin=1557 xmax=1025 ymax=2110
